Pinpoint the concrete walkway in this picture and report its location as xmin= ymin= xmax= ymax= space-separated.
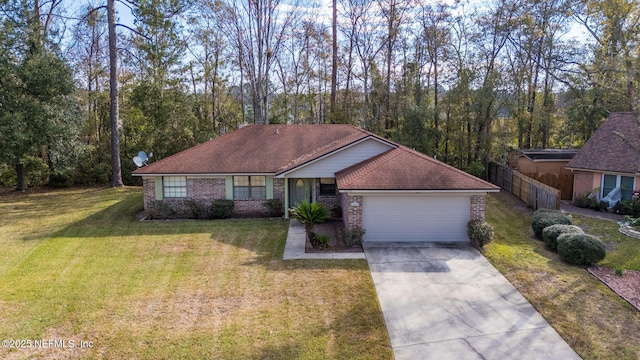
xmin=364 ymin=242 xmax=581 ymax=360
xmin=560 ymin=200 xmax=624 ymax=222
xmin=282 ymin=219 xmax=366 ymax=260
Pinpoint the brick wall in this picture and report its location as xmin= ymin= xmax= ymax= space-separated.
xmin=190 ymin=177 xmax=226 ymax=201
xmin=343 ymin=194 xmax=363 ymax=230
xmin=143 ymin=178 xmax=155 ymax=211
xmin=572 ymin=171 xmax=597 ymax=200
xmin=315 ymin=179 xmax=340 ymax=213
xmin=143 ymin=176 xmax=287 ymax=218
xmin=470 ymin=195 xmax=486 ymax=220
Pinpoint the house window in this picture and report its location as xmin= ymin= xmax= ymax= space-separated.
xmin=602 ymin=174 xmax=634 ymax=201
xmin=233 ymin=176 xmax=266 ymax=199
xmin=163 ymin=176 xmax=187 ymax=198
xmin=319 ymin=178 xmax=336 ymax=196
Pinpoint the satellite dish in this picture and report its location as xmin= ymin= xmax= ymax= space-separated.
xmin=133 ymin=150 xmax=152 ymax=167
xmin=138 ymin=151 xmax=148 ymax=162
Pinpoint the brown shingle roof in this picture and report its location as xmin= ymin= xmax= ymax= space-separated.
xmin=566 ymin=112 xmax=640 ymax=174
xmin=133 ymin=124 xmax=372 ymax=175
xmin=336 ymin=146 xmax=499 ymax=191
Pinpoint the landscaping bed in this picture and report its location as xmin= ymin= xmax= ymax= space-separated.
xmin=588 ymin=266 xmax=640 ymax=311
xmin=305 ymin=219 xmax=364 ymax=253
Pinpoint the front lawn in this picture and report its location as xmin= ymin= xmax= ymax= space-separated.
xmin=484 ymin=192 xmax=640 ymax=360
xmin=0 ymin=188 xmax=392 ymax=359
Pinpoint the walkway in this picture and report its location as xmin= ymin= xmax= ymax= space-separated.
xmin=364 ymin=242 xmax=581 ymax=360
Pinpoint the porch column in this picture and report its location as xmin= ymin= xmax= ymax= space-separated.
xmin=284 ymin=177 xmax=289 ymax=219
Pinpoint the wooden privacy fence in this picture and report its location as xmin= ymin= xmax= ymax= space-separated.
xmin=488 ymin=162 xmax=561 ymax=210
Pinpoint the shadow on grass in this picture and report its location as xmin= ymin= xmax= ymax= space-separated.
xmin=41 ymin=190 xmax=364 ymax=270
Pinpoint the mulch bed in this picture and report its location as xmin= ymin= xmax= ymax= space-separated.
xmin=588 ymin=266 xmax=640 ymax=311
xmin=305 ymin=218 xmax=363 ymax=253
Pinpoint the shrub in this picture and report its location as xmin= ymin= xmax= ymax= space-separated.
xmin=615 ymin=197 xmax=640 ymax=217
xmin=263 ymin=198 xmax=284 ymax=217
xmin=624 ymin=215 xmax=640 ymax=228
xmin=613 ymin=199 xmax=633 ymax=215
xmin=48 ymin=169 xmax=75 ymax=188
xmin=557 ymin=233 xmax=606 ymax=266
xmin=186 ymin=200 xmax=209 ymax=220
xmin=542 ymin=224 xmax=584 ymax=251
xmin=342 ymin=226 xmax=366 ymax=247
xmin=311 ymin=232 xmax=331 ymax=249
xmin=573 ymin=193 xmax=590 ymax=208
xmin=0 ymin=163 xmax=16 ymax=187
xmin=290 ymin=201 xmax=330 ymax=235
xmin=211 ymin=199 xmax=234 ymax=219
xmin=573 ymin=189 xmax=605 ymax=211
xmin=148 ymin=201 xmax=176 ymax=219
xmin=24 ymin=156 xmax=49 ymax=187
xmin=531 ymin=209 xmax=572 ymax=239
xmin=467 ymin=220 xmax=495 ymax=251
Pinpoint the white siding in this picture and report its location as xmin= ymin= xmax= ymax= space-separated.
xmin=284 ymin=139 xmax=393 ymax=178
xmin=362 ymin=194 xmax=470 ymax=242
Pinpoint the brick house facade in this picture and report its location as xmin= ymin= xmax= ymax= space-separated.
xmin=143 ymin=176 xmax=340 ymax=218
xmin=134 ymin=124 xmax=498 ymax=241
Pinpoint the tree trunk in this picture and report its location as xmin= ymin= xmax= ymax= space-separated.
xmin=330 ymin=0 xmax=337 ymax=121
xmin=16 ymin=163 xmax=27 ymax=191
xmin=108 ymin=0 xmax=123 ymax=187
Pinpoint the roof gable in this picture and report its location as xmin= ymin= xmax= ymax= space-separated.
xmin=566 ymin=112 xmax=640 ymax=174
xmin=336 ymin=146 xmax=499 ymax=191
xmin=277 ymin=136 xmax=396 ymax=177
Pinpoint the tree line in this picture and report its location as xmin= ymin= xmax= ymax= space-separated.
xmin=0 ymin=0 xmax=638 ymax=188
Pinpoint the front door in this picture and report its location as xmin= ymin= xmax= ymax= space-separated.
xmin=290 ymin=178 xmax=312 ymax=206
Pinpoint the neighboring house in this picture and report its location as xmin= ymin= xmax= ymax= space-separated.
xmin=133 ymin=124 xmax=499 ymax=243
xmin=507 ymin=149 xmax=577 ymax=200
xmin=566 ymin=112 xmax=640 ymax=202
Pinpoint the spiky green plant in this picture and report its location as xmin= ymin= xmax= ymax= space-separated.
xmin=289 ymin=201 xmax=330 ymax=243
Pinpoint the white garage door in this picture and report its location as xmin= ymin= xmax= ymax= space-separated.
xmin=362 ymin=195 xmax=470 ymax=242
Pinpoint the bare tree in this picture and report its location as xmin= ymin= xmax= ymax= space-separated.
xmin=220 ymin=0 xmax=298 ymax=125
xmin=107 ymin=0 xmax=122 ymax=187
xmin=330 ymin=0 xmax=338 ymax=120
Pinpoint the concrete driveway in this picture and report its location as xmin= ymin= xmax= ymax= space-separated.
xmin=364 ymin=242 xmax=581 ymax=360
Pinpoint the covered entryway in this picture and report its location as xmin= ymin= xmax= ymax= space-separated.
xmin=362 ymin=195 xmax=470 ymax=242
xmin=289 ymin=178 xmax=313 ymax=206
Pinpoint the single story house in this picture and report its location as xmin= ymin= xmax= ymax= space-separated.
xmin=133 ymin=124 xmax=499 ymax=242
xmin=507 ymin=149 xmax=577 ymax=200
xmin=566 ymin=112 xmax=640 ymax=202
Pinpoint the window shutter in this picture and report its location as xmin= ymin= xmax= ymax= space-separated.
xmin=266 ymin=176 xmax=274 ymax=200
xmin=154 ymin=177 xmax=163 ymax=200
xmin=225 ymin=176 xmax=233 ymax=200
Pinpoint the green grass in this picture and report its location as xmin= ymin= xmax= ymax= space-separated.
xmin=484 ymin=192 xmax=640 ymax=360
xmin=571 ymin=214 xmax=640 ymax=271
xmin=0 ymin=188 xmax=392 ymax=359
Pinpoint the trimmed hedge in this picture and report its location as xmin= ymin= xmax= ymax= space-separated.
xmin=557 ymin=233 xmax=606 ymax=266
xmin=531 ymin=209 xmax=572 ymax=239
xmin=211 ymin=199 xmax=235 ymax=219
xmin=467 ymin=220 xmax=495 ymax=251
xmin=542 ymin=224 xmax=584 ymax=251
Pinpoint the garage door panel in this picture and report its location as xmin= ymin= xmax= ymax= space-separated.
xmin=362 ymin=196 xmax=470 ymax=242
